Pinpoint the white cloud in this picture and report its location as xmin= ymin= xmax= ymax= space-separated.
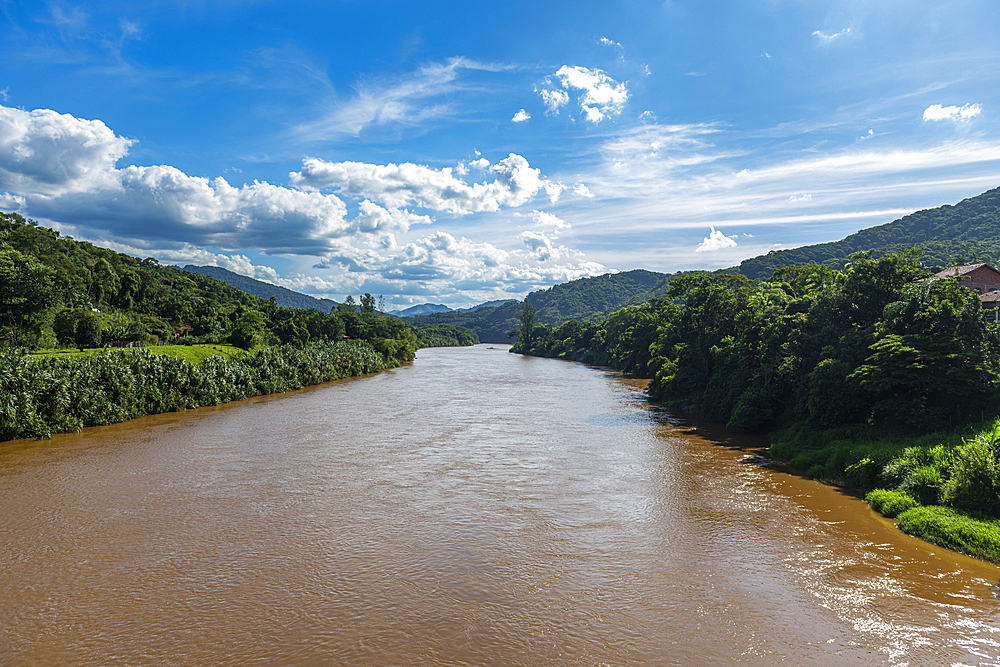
xmin=812 ymin=28 xmax=852 ymax=43
xmin=787 ymin=194 xmax=812 ymax=202
xmin=519 ymin=230 xmax=563 ymax=261
xmin=538 ymin=88 xmax=569 ymax=115
xmin=34 ymin=166 xmax=352 ymax=254
xmin=923 ymin=103 xmax=982 ymax=122
xmin=0 ymin=105 xmax=132 ymax=196
xmin=289 ymin=152 xmax=562 ymax=214
xmin=0 ymin=102 xmax=607 ymax=307
xmin=293 ymin=57 xmax=506 ymax=139
xmin=530 ymin=209 xmax=571 ymax=231
xmin=573 ymin=183 xmax=595 ymax=198
xmin=696 ymin=227 xmax=737 ymax=252
xmin=511 ymin=109 xmax=530 ymax=123
xmin=536 ymin=65 xmax=628 ymax=123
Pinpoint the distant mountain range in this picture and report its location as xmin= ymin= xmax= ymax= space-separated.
xmin=385 ymin=303 xmax=452 ymax=317
xmin=184 ymin=265 xmax=339 ymax=312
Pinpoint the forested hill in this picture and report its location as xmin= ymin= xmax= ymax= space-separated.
xmin=527 ymin=269 xmax=667 ymax=322
xmin=406 ymin=269 xmax=669 ymax=343
xmin=185 ymin=265 xmax=338 ymax=312
xmin=738 ymin=186 xmax=1000 ymax=279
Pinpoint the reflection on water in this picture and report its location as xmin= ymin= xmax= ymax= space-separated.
xmin=1 ymin=344 xmax=998 ymax=666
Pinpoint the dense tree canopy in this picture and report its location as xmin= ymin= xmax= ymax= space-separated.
xmin=514 ymin=252 xmax=1000 ymax=434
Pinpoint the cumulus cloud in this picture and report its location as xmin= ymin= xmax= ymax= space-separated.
xmin=923 ymin=103 xmax=982 ymax=122
xmin=573 ymin=183 xmax=595 ymax=198
xmin=0 ymin=105 xmax=132 ymax=196
xmin=511 ymin=108 xmax=531 ymax=123
xmin=696 ymin=227 xmax=737 ymax=252
xmin=538 ymin=88 xmax=569 ymax=115
xmin=289 ymin=153 xmax=563 ymax=214
xmin=519 ymin=230 xmax=562 ymax=261
xmin=530 ymin=209 xmax=571 ymax=231
xmin=536 ymin=65 xmax=628 ymax=123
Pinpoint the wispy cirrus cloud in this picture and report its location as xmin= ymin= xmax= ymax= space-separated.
xmin=293 ymin=57 xmax=510 ymax=139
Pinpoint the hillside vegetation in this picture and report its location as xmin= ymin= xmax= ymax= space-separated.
xmin=739 ymin=186 xmax=1000 ymax=279
xmin=185 ymin=265 xmax=338 ymax=312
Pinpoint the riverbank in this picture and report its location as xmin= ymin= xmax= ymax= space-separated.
xmin=1 ymin=340 xmax=390 ymax=442
xmin=771 ymin=420 xmax=1000 ymax=564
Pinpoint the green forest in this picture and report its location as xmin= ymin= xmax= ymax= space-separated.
xmin=509 ymin=250 xmax=1000 ymax=562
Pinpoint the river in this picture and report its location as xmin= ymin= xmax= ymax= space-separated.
xmin=1 ymin=344 xmax=999 ymax=665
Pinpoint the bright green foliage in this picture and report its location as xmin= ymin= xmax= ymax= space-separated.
xmin=865 ymin=489 xmax=919 ymax=518
xmin=940 ymin=423 xmax=1000 ymax=517
xmin=0 ymin=340 xmax=387 ymax=442
xmin=896 ymin=506 xmax=1000 ymax=564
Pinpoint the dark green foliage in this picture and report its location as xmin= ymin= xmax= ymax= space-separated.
xmin=0 ymin=245 xmax=58 ymax=347
xmin=519 ymin=251 xmax=1000 ymax=437
xmin=865 ymin=489 xmax=919 ymax=518
xmin=896 ymin=506 xmax=1000 ymax=564
xmin=410 ymin=324 xmax=479 ymax=348
xmin=0 ymin=341 xmax=386 ymax=442
xmin=74 ymin=310 xmax=102 ymax=351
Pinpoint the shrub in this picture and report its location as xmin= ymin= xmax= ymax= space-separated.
xmin=940 ymin=435 xmax=1000 ymax=518
xmin=865 ymin=489 xmax=919 ymax=518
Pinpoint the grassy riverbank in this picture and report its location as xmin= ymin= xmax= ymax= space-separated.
xmin=1 ymin=340 xmax=388 ymax=442
xmin=773 ymin=419 xmax=1000 ymax=564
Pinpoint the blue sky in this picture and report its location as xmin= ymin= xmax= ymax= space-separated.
xmin=1 ymin=0 xmax=999 ymax=308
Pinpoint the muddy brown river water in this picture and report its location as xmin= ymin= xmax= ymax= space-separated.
xmin=2 ymin=344 xmax=999 ymax=665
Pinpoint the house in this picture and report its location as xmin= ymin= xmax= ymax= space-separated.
xmin=933 ymin=263 xmax=1000 ymax=295
xmin=934 ymin=263 xmax=1000 ymax=321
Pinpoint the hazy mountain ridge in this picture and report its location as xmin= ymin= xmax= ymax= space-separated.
xmin=184 ymin=265 xmax=339 ymax=312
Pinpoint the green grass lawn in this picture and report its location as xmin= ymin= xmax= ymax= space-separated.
xmin=33 ymin=344 xmax=244 ymax=364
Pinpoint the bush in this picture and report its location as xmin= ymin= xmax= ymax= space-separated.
xmin=940 ymin=433 xmax=1000 ymax=518
xmin=865 ymin=489 xmax=919 ymax=518
xmin=897 ymin=506 xmax=1000 ymax=564
xmin=898 ymin=465 xmax=942 ymax=506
